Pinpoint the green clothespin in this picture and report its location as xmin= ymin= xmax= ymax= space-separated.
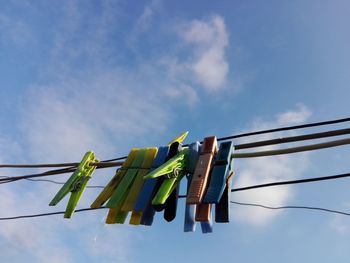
xmin=49 ymin=151 xmax=99 ymax=218
xmin=106 ymin=149 xmax=147 ymax=208
xmin=144 ymin=148 xmax=190 ymax=205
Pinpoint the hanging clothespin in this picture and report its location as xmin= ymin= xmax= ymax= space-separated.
xmin=153 ymin=142 xmax=183 ymax=211
xmin=186 ymin=136 xmax=217 ymax=225
xmin=186 ymin=136 xmax=218 ymax=204
xmin=142 ymin=132 xmax=188 ymax=222
xmin=121 ymin=147 xmax=158 ymax=213
xmin=106 ymin=149 xmax=147 ymax=208
xmin=105 ymin=148 xmax=158 ymax=224
xmin=184 ymin=142 xmax=199 ymax=232
xmin=184 ymin=142 xmax=213 ymax=233
xmin=131 ymin=146 xmax=169 ymax=225
xmin=202 ymin=141 xmax=234 ymax=223
xmin=144 ymin=147 xmax=189 ymax=206
xmin=104 ymin=149 xmax=146 ymax=224
xmin=49 ymin=151 xmax=99 ymax=218
xmin=203 ymin=141 xmax=234 ymax=204
xmin=161 ymin=141 xmax=183 ymax=222
xmin=90 ymin=149 xmax=139 ymax=209
xmin=132 ymin=132 xmax=188 ymax=226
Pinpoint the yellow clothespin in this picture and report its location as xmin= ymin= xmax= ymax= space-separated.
xmin=90 ymin=149 xmax=139 ymax=208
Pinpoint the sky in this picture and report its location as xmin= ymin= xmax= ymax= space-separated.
xmin=0 ymin=0 xmax=350 ymax=262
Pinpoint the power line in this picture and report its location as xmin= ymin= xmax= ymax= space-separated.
xmin=230 ymin=201 xmax=350 ymax=217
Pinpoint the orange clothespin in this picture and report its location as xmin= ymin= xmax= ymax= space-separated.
xmin=186 ymin=136 xmax=218 ymax=223
xmin=186 ymin=136 xmax=218 ymax=204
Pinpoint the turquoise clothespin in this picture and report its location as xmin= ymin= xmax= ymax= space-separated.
xmin=144 ymin=148 xmax=190 ymax=206
xmin=49 ymin=151 xmax=99 ymax=218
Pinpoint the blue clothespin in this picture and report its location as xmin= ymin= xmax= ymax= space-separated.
xmin=203 ymin=141 xmax=234 ymax=223
xmin=131 ymin=146 xmax=169 ymax=226
xmin=140 ymin=143 xmax=182 ymax=225
xmin=203 ymin=141 xmax=234 ymax=203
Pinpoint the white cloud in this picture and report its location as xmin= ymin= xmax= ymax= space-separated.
xmin=19 ymin=70 xmax=170 ymax=162
xmin=127 ymin=0 xmax=162 ymax=49
xmin=0 ymin=187 xmax=74 ymax=263
xmin=233 ymin=104 xmax=312 ymax=226
xmin=178 ymin=15 xmax=229 ymax=91
xmin=277 ymin=103 xmax=312 ymax=125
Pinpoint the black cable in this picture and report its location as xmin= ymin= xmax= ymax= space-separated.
xmin=175 ymin=172 xmax=350 ymax=198
xmin=230 ymin=172 xmax=350 ymax=192
xmin=0 ymin=161 xmax=123 ymax=169
xmin=0 ymin=207 xmax=107 ymax=220
xmin=217 ymin=117 xmax=350 ymax=142
xmin=235 ymin=127 xmax=350 ymax=150
xmin=230 ymin=201 xmax=350 ymax=217
xmin=0 ymin=167 xmax=77 ymax=184
xmin=0 ymin=163 xmax=120 ymax=184
xmin=1 ymin=201 xmax=349 ymax=221
xmin=232 ymin=137 xmax=350 ymax=158
xmin=24 ymin=178 xmax=104 ymax=188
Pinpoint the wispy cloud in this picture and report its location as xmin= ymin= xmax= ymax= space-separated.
xmin=233 ymin=104 xmax=312 ymax=226
xmin=0 ymin=187 xmax=74 ymax=263
xmin=135 ymin=0 xmax=161 ymax=34
xmin=20 ymin=70 xmax=170 ymax=162
xmin=177 ymin=15 xmax=229 ymax=91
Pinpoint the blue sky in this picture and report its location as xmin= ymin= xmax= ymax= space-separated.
xmin=1 ymin=0 xmax=350 ymax=262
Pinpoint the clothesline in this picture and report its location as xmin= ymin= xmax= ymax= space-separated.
xmin=1 ymin=126 xmax=350 ymax=169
